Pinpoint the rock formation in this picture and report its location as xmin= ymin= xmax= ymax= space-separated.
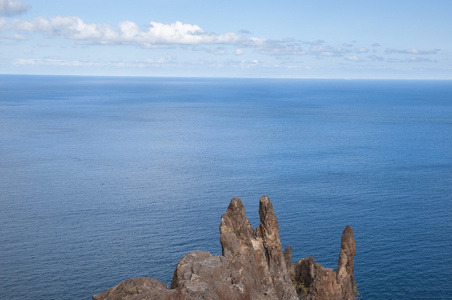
xmin=336 ymin=226 xmax=356 ymax=299
xmin=289 ymin=225 xmax=356 ymax=299
xmin=93 ymin=196 xmax=356 ymax=300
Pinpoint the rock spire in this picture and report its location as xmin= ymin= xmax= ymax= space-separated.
xmin=93 ymin=196 xmax=356 ymax=300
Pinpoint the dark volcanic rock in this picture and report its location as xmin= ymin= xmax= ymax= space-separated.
xmin=93 ymin=196 xmax=356 ymax=300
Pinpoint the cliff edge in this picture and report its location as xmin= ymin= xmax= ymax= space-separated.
xmin=93 ymin=196 xmax=356 ymax=300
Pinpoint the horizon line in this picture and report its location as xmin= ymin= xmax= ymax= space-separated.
xmin=1 ymin=73 xmax=451 ymax=81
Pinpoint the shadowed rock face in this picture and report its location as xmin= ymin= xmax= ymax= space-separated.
xmin=93 ymin=196 xmax=356 ymax=300
xmin=290 ymin=226 xmax=356 ymax=300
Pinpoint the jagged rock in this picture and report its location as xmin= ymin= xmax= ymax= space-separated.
xmin=336 ymin=225 xmax=356 ymax=299
xmin=219 ymin=196 xmax=273 ymax=299
xmin=255 ymin=196 xmax=297 ymax=299
xmin=93 ymin=196 xmax=356 ymax=300
xmin=310 ymin=266 xmax=339 ymax=300
xmin=293 ymin=256 xmax=316 ymax=294
xmin=291 ymin=226 xmax=356 ymax=300
xmin=293 ymin=257 xmax=339 ymax=300
xmin=218 ymin=196 xmax=298 ymax=299
xmin=283 ymin=246 xmax=294 ymax=281
xmin=92 ymin=277 xmax=172 ymax=300
xmin=170 ymin=250 xmax=230 ymax=298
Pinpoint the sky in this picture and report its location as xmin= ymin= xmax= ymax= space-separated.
xmin=0 ymin=0 xmax=451 ymax=79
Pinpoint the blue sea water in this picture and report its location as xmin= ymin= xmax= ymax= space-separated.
xmin=0 ymin=75 xmax=451 ymax=299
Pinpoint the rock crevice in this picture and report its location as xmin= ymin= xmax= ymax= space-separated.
xmin=93 ymin=196 xmax=356 ymax=300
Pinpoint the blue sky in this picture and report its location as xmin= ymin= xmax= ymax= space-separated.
xmin=1 ymin=0 xmax=451 ymax=78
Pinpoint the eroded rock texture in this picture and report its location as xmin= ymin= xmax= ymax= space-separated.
xmin=218 ymin=196 xmax=298 ymax=299
xmin=93 ymin=196 xmax=356 ymax=300
xmin=290 ymin=226 xmax=356 ymax=300
xmin=336 ymin=225 xmax=356 ymax=299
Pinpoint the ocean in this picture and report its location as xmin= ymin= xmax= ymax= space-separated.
xmin=0 ymin=75 xmax=451 ymax=299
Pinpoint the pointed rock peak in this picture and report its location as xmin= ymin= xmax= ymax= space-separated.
xmin=258 ymin=195 xmax=279 ymax=231
xmin=342 ymin=225 xmax=353 ymax=241
xmin=260 ymin=195 xmax=270 ymax=202
xmin=341 ymin=225 xmax=354 ymax=246
xmin=336 ymin=225 xmax=356 ymax=300
xmin=219 ymin=197 xmax=254 ymax=257
xmin=221 ymin=197 xmax=250 ymax=229
xmin=259 ymin=195 xmax=271 ymax=209
xmin=94 ymin=196 xmax=355 ymax=300
xmin=227 ymin=197 xmax=246 ymax=216
xmin=338 ymin=225 xmax=356 ymax=265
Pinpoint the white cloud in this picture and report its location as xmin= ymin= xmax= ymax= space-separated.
xmin=386 ymin=56 xmax=436 ymax=63
xmin=144 ymin=56 xmax=175 ymax=64
xmin=0 ymin=0 xmax=29 ymax=17
xmin=11 ymin=16 xmax=121 ymax=42
xmin=12 ymin=58 xmax=97 ymax=67
xmin=407 ymin=57 xmax=434 ymax=63
xmin=345 ymin=56 xmax=362 ymax=61
xmin=357 ymin=48 xmax=368 ymax=53
xmin=5 ymin=13 xmax=440 ymax=69
xmin=2 ymin=16 xmax=323 ymax=57
xmin=12 ymin=57 xmax=178 ymax=67
xmin=258 ymin=41 xmax=306 ymax=56
xmin=191 ymin=45 xmax=228 ymax=55
xmin=2 ymin=16 xmax=251 ymax=46
xmin=385 ymin=48 xmax=439 ymax=55
xmin=240 ymin=59 xmax=261 ymax=69
xmin=285 ymin=63 xmax=312 ymax=70
xmin=0 ymin=32 xmax=24 ymax=40
xmin=234 ymin=48 xmax=244 ymax=55
xmin=309 ymin=45 xmax=351 ymax=57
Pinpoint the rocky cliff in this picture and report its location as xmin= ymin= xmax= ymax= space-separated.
xmin=93 ymin=196 xmax=356 ymax=300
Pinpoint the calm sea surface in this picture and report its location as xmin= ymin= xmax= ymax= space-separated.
xmin=0 ymin=75 xmax=451 ymax=299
